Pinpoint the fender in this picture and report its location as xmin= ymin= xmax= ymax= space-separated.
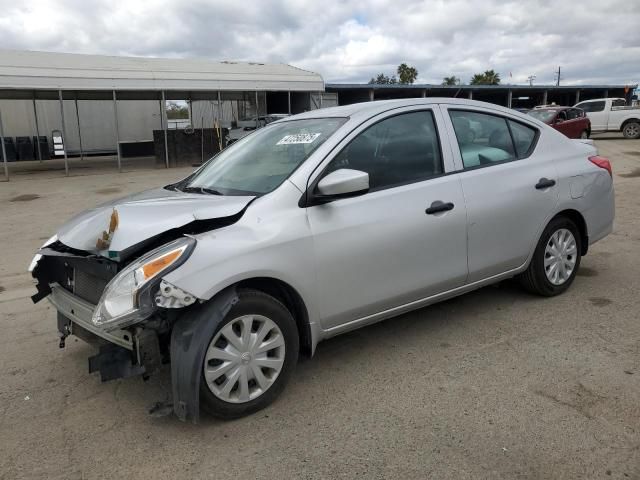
xmin=170 ymin=286 xmax=239 ymax=423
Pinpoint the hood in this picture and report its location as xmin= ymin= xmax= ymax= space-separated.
xmin=56 ymin=188 xmax=255 ymax=258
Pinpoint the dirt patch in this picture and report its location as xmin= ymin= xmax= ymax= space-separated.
xmin=95 ymin=187 xmax=122 ymax=195
xmin=589 ymin=297 xmax=613 ymax=307
xmin=619 ymin=168 xmax=640 ymax=178
xmin=624 ymin=151 xmax=640 ymax=157
xmin=577 ymin=267 xmax=598 ymax=277
xmin=9 ymin=194 xmax=40 ymax=202
xmin=533 ymin=382 xmax=605 ymax=420
xmin=0 ymin=285 xmax=4 ymax=293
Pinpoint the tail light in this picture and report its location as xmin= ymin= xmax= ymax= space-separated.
xmin=589 ymin=155 xmax=612 ymax=177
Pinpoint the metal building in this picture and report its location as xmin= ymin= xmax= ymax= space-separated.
xmin=326 ymin=83 xmax=637 ymax=108
xmin=0 ymin=49 xmax=332 ymax=179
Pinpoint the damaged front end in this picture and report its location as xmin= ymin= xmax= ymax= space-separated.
xmin=29 ymin=187 xmax=256 ymax=422
xmin=31 ymin=236 xmax=197 ymax=384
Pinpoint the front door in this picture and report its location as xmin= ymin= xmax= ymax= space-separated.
xmin=307 ymin=109 xmax=468 ymax=330
xmin=443 ymin=106 xmax=559 ymax=282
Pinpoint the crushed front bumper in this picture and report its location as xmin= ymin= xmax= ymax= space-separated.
xmin=49 ymin=283 xmax=161 ymax=382
xmin=48 ymin=283 xmax=132 ymax=350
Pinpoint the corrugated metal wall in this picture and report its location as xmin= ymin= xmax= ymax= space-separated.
xmin=0 ymin=99 xmax=161 ymax=154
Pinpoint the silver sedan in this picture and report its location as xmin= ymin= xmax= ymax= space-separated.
xmin=30 ymin=98 xmax=615 ymax=421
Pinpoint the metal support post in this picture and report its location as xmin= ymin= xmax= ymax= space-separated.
xmin=0 ymin=110 xmax=8 ymax=181
xmin=161 ymin=90 xmax=169 ymax=168
xmin=32 ymin=95 xmax=42 ymax=162
xmin=112 ymin=90 xmax=121 ymax=172
xmin=75 ymin=96 xmax=84 ymax=161
xmin=58 ymin=90 xmax=69 ymax=176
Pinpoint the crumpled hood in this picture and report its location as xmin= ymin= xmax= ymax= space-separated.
xmin=56 ymin=188 xmax=255 ymax=257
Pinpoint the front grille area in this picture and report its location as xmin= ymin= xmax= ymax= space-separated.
xmin=74 ymin=269 xmax=109 ymax=305
xmin=42 ymin=253 xmax=118 ymax=306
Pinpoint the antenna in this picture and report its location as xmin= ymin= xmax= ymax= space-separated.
xmin=554 ymin=66 xmax=562 ymax=86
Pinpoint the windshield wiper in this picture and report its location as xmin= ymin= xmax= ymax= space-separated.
xmin=180 ymin=186 xmax=224 ymax=195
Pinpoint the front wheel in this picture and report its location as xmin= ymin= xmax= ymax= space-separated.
xmin=199 ymin=289 xmax=299 ymax=419
xmin=519 ymin=217 xmax=582 ymax=296
xmin=622 ymin=121 xmax=640 ymax=139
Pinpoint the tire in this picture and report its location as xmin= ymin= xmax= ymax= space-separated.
xmin=622 ymin=121 xmax=640 ymax=139
xmin=519 ymin=217 xmax=582 ymax=297
xmin=580 ymin=130 xmax=589 ymax=139
xmin=199 ymin=289 xmax=299 ymax=419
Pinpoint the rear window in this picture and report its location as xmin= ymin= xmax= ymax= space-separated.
xmin=527 ymin=110 xmax=556 ymax=123
xmin=449 ymin=110 xmax=538 ymax=169
xmin=577 ymin=101 xmax=605 ymax=113
xmin=508 ymin=120 xmax=537 ymax=157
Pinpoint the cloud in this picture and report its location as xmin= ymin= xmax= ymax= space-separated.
xmin=0 ymin=0 xmax=638 ymax=85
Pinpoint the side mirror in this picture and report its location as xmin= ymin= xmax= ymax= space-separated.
xmin=313 ymin=169 xmax=369 ymax=203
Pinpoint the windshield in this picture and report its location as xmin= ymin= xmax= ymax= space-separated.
xmin=185 ymin=117 xmax=347 ymax=196
xmin=527 ymin=110 xmax=556 ymax=123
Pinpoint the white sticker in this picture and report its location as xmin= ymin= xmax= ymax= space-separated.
xmin=277 ymin=133 xmax=321 ymax=145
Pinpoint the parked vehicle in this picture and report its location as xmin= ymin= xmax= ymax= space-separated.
xmin=527 ymin=106 xmax=591 ymax=139
xmin=30 ymin=98 xmax=615 ymax=422
xmin=573 ymin=98 xmax=640 ymax=139
xmin=228 ymin=114 xmax=291 ymax=143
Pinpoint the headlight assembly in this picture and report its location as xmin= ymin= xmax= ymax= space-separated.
xmin=92 ymin=237 xmax=196 ymax=330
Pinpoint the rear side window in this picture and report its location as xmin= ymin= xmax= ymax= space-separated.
xmin=612 ymin=99 xmax=626 ymax=108
xmin=449 ymin=110 xmax=516 ymax=168
xmin=508 ymin=120 xmax=537 ymax=157
xmin=325 ymin=111 xmax=443 ymax=191
xmin=578 ymin=101 xmax=605 ymax=113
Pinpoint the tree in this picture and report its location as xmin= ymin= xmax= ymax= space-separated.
xmin=368 ymin=73 xmax=397 ymax=85
xmin=166 ymin=101 xmax=189 ymax=119
xmin=470 ymin=70 xmax=501 ymax=85
xmin=397 ymin=63 xmax=418 ymax=84
xmin=442 ymin=76 xmax=460 ymax=86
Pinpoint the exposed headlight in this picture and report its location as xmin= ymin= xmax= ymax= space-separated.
xmin=28 ymin=234 xmax=58 ymax=273
xmin=92 ymin=237 xmax=196 ymax=330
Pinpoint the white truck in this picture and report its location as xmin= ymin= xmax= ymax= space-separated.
xmin=573 ymin=98 xmax=640 ymax=139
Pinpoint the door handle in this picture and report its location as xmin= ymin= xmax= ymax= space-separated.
xmin=535 ymin=178 xmax=556 ymax=190
xmin=425 ymin=201 xmax=454 ymax=215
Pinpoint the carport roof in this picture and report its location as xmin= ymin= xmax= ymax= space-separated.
xmin=326 ymin=83 xmax=637 ymax=90
xmin=0 ymin=49 xmax=324 ymax=94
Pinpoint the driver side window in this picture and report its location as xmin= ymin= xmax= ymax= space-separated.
xmin=325 ymin=111 xmax=443 ymax=191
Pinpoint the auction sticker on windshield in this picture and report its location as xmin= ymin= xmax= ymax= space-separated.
xmin=277 ymin=133 xmax=321 ymax=145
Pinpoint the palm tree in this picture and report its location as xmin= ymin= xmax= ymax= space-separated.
xmin=470 ymin=70 xmax=501 ymax=85
xmin=397 ymin=63 xmax=418 ymax=84
xmin=442 ymin=76 xmax=460 ymax=86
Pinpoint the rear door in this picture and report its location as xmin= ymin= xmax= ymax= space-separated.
xmin=442 ymin=106 xmax=559 ymax=282
xmin=576 ymin=100 xmax=607 ymax=131
xmin=307 ymin=107 xmax=468 ymax=329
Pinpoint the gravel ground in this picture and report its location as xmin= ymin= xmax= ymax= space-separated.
xmin=0 ymin=136 xmax=639 ymax=479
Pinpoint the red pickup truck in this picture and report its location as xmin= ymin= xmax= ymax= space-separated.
xmin=527 ymin=106 xmax=591 ymax=139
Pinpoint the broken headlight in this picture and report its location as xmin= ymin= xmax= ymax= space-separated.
xmin=92 ymin=237 xmax=196 ymax=330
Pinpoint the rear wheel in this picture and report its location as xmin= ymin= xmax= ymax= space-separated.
xmin=519 ymin=217 xmax=581 ymax=296
xmin=200 ymin=289 xmax=299 ymax=419
xmin=622 ymin=121 xmax=640 ymax=139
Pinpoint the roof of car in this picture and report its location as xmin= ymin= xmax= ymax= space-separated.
xmin=285 ymin=97 xmax=530 ymax=123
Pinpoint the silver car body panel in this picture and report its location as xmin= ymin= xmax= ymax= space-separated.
xmin=44 ymin=98 xmax=615 ymax=355
xmin=56 ymin=187 xmax=254 ymax=256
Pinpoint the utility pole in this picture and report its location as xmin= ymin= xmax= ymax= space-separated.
xmin=555 ymin=66 xmax=561 ymax=86
xmin=527 ymin=75 xmax=536 ymax=86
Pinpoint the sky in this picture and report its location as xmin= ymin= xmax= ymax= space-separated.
xmin=0 ymin=0 xmax=638 ymax=86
